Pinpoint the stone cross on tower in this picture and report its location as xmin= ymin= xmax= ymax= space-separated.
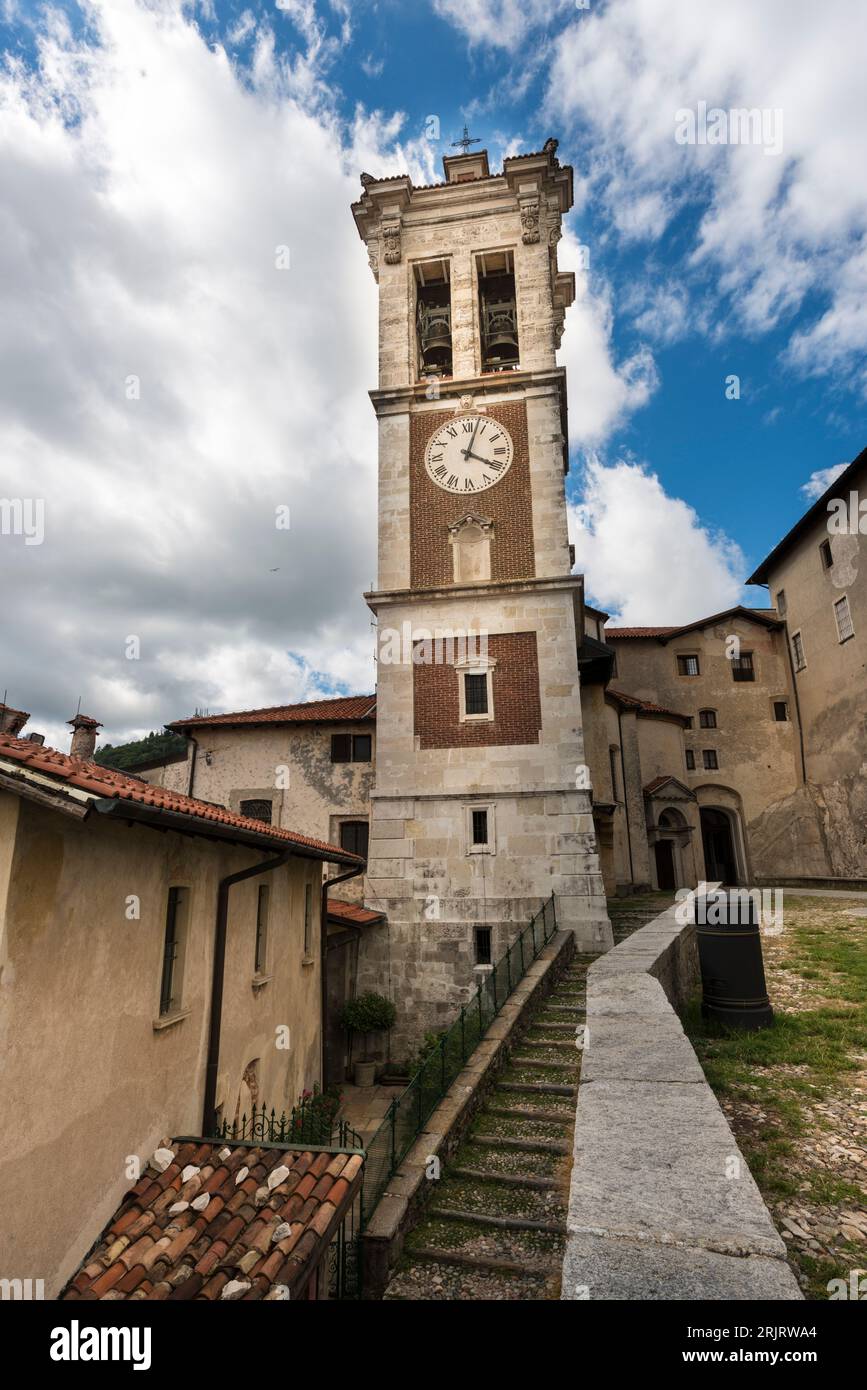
xmin=351 ymin=139 xmax=612 ymax=1052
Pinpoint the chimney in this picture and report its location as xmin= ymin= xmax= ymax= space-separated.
xmin=0 ymin=703 xmax=30 ymax=736
xmin=67 ymin=713 xmax=102 ymax=761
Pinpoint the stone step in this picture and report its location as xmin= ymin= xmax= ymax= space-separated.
xmin=400 ymin=1247 xmax=561 ymax=1279
xmin=428 ymin=1206 xmax=564 ymax=1237
xmin=496 ymin=1080 xmax=577 ymax=1097
xmin=383 ymin=1256 xmax=555 ymax=1300
xmin=406 ymin=1215 xmax=565 ymax=1269
xmin=449 ymin=1166 xmax=558 ymax=1192
xmin=486 ymin=1104 xmax=573 ymax=1124
xmin=544 ymin=1004 xmax=585 ymax=1015
xmin=527 ymin=1021 xmax=575 ymax=1032
xmin=511 ymin=1055 xmax=578 ymax=1072
xmin=520 ymin=1037 xmax=577 ymax=1050
xmin=472 ymin=1134 xmax=570 ymax=1155
xmin=455 ymin=1139 xmax=561 ymax=1181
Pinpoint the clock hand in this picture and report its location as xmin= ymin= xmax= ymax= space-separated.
xmin=464 ymin=449 xmax=498 ymax=465
xmin=460 ymin=419 xmax=481 ymax=460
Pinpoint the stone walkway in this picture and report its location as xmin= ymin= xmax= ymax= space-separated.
xmin=383 ymin=954 xmax=595 ymax=1300
xmin=337 ymin=1083 xmax=404 ymax=1146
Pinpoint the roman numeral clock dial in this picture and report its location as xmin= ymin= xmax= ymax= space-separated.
xmin=424 ymin=413 xmax=514 ymax=494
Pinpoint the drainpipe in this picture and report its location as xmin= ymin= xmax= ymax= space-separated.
xmin=202 ymin=849 xmax=292 ymax=1135
xmin=320 ymin=861 xmax=366 ymax=1086
xmin=186 ymin=734 xmax=200 ymax=798
xmin=616 ymin=705 xmax=636 ymax=888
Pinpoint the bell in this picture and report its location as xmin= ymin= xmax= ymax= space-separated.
xmin=418 ymin=302 xmax=452 ymax=372
xmin=482 ymin=299 xmax=519 ymax=366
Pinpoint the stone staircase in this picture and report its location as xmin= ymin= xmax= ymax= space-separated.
xmin=383 ymin=955 xmax=596 ymax=1301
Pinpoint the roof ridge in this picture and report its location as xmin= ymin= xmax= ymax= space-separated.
xmin=0 ymin=731 xmax=362 ymax=862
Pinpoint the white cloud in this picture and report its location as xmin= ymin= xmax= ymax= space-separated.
xmin=557 ymin=230 xmax=658 ymax=444
xmin=432 ymin=0 xmax=574 ymax=51
xmin=539 ymin=0 xmax=867 ymax=387
xmin=569 ymin=456 xmax=746 ymax=624
xmin=800 ymin=463 xmax=848 ymax=501
xmin=0 ymin=0 xmax=390 ymax=744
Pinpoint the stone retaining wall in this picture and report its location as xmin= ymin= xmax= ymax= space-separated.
xmin=362 ymin=929 xmax=575 ymax=1297
xmin=561 ymin=903 xmax=803 ymax=1300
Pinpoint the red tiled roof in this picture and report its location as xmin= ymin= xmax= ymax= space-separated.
xmin=0 ymin=732 xmax=362 ymax=864
xmin=61 ymin=1139 xmax=364 ymax=1301
xmin=605 ymin=627 xmax=678 ymax=638
xmin=605 ymin=607 xmax=782 ymax=642
xmin=327 ymin=899 xmax=385 ymax=927
xmin=168 ymin=695 xmax=376 ymax=731
xmin=605 ymin=688 xmax=690 ymax=723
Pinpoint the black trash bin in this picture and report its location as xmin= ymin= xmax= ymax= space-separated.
xmin=695 ymin=887 xmax=774 ymax=1030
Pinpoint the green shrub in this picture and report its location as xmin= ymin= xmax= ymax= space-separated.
xmin=339 ymin=992 xmax=396 ymax=1036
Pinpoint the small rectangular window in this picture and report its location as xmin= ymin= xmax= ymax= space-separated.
xmin=776 ymin=589 xmax=787 ymax=617
xmin=792 ymin=631 xmax=806 ymax=670
xmin=464 ymin=673 xmax=489 ymax=715
xmin=685 ymin=749 xmax=695 ymax=771
xmin=732 ymin=652 xmax=755 ymax=682
xmin=834 ymin=595 xmax=854 ymax=643
xmin=254 ymin=884 xmax=270 ymax=975
xmin=159 ymin=887 xmax=188 ymax=1016
xmin=330 ymin=733 xmax=352 ymax=762
xmin=303 ymin=883 xmax=313 ymax=958
xmin=683 ymin=716 xmax=694 ymax=730
xmin=699 ymin=709 xmax=717 ymax=729
xmin=773 ymin=701 xmax=789 ymax=722
xmin=609 ymin=747 xmax=619 ymax=799
xmin=352 ymin=733 xmax=372 ymax=762
xmin=703 ymin=749 xmax=719 ymax=770
xmin=472 ymin=809 xmax=489 ymax=845
xmin=677 ymin=655 xmax=700 ymax=676
xmin=475 ymin=926 xmax=492 ymax=965
xmin=239 ymin=798 xmax=272 ymax=824
xmin=340 ymin=820 xmax=369 ymax=858
xmin=820 ymin=538 xmax=833 ymax=569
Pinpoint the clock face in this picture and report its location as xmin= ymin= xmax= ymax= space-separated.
xmin=424 ymin=413 xmax=514 ymax=495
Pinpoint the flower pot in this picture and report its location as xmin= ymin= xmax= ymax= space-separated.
xmin=353 ymin=1060 xmax=376 ymax=1087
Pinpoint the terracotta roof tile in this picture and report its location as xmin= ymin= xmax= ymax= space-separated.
xmin=605 ymin=688 xmax=690 ymax=723
xmin=61 ymin=1138 xmax=364 ymax=1301
xmin=327 ymin=898 xmax=386 ymax=927
xmin=0 ymin=731 xmax=362 ymax=865
xmin=604 ymin=627 xmax=678 ymax=638
xmin=168 ymin=694 xmax=376 ymax=730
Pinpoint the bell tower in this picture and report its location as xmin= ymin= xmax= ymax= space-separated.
xmin=352 ymin=138 xmax=612 ymax=1049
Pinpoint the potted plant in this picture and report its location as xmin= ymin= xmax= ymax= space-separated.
xmin=339 ymin=992 xmax=397 ymax=1086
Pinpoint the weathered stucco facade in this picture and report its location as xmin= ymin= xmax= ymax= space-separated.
xmin=747 ymin=448 xmax=867 ymax=879
xmin=0 ymin=741 xmax=353 ymax=1296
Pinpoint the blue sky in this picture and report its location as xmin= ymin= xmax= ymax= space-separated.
xmin=0 ymin=0 xmax=864 ymax=742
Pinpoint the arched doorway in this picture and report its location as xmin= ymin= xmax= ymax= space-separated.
xmin=701 ymin=807 xmax=739 ymax=884
xmin=654 ymin=838 xmax=676 ymax=890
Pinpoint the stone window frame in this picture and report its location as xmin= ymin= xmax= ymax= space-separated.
xmin=464 ymin=801 xmax=496 ymax=855
xmin=253 ymin=882 xmax=272 ymax=986
xmin=833 ymin=593 xmax=855 ymax=644
xmin=698 ymin=708 xmax=717 ymax=729
xmin=791 ymin=629 xmax=806 ymax=671
xmin=772 ymin=699 xmax=789 ymax=722
xmin=702 ymin=749 xmax=720 ymax=771
xmin=456 ymin=654 xmax=497 ymax=724
xmin=154 ymin=885 xmax=192 ymax=1030
xmin=676 ymin=653 xmax=701 ymax=677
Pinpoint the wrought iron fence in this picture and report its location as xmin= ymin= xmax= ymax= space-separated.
xmin=215 ymin=1096 xmax=362 ymax=1151
xmin=360 ymin=894 xmax=558 ymax=1226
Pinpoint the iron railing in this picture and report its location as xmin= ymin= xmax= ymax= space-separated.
xmin=214 ymin=1097 xmax=362 ymax=1151
xmin=360 ymin=894 xmax=558 ymax=1226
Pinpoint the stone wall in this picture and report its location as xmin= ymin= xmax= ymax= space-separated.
xmin=561 ymin=904 xmax=803 ymax=1300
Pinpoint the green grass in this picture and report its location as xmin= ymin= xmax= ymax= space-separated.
xmin=680 ymin=896 xmax=867 ymax=1300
